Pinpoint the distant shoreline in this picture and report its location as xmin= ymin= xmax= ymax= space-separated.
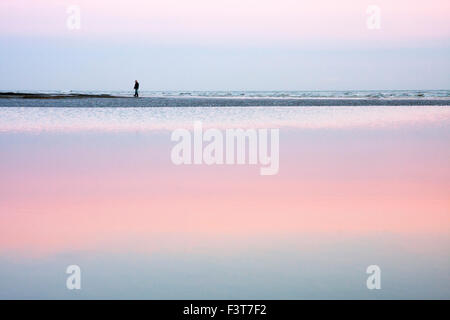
xmin=0 ymin=92 xmax=125 ymax=99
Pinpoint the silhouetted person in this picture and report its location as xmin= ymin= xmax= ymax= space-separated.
xmin=134 ymin=80 xmax=139 ymax=97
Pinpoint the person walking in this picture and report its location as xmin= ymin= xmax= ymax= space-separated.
xmin=134 ymin=80 xmax=139 ymax=97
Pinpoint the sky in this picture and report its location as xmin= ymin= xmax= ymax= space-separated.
xmin=0 ymin=0 xmax=449 ymax=91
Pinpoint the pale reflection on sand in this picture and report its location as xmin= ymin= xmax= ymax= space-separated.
xmin=0 ymin=106 xmax=449 ymax=132
xmin=0 ymin=106 xmax=449 ymax=299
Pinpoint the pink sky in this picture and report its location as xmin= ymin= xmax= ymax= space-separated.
xmin=1 ymin=0 xmax=449 ymax=44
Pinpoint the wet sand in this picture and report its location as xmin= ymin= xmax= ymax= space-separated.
xmin=0 ymin=92 xmax=449 ymax=107
xmin=0 ymin=92 xmax=123 ymax=99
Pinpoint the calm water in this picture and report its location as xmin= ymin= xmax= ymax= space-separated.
xmin=0 ymin=105 xmax=449 ymax=299
xmin=3 ymin=89 xmax=450 ymax=98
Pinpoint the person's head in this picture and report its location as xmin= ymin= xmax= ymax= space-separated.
xmin=135 ymin=80 xmax=138 ymax=83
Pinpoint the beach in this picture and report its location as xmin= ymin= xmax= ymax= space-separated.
xmin=1 ymin=0 xmax=449 ymax=308
xmin=1 ymin=90 xmax=450 ymax=107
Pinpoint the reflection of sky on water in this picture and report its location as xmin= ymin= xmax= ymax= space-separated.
xmin=0 ymin=106 xmax=449 ymax=299
xmin=1 ymin=233 xmax=449 ymax=299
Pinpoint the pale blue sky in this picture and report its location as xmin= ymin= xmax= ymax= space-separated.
xmin=1 ymin=36 xmax=449 ymax=91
